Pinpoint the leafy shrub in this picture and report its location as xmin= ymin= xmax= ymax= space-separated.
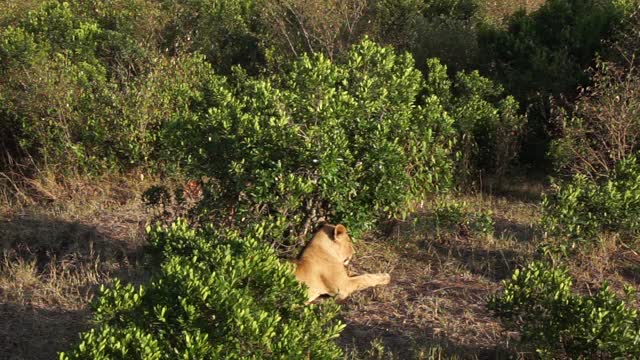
xmin=541 ymin=155 xmax=640 ymax=250
xmin=60 ymin=220 xmax=344 ymax=359
xmin=373 ymin=0 xmax=483 ymax=74
xmin=429 ymin=200 xmax=494 ymax=239
xmin=424 ymin=58 xmax=526 ymax=179
xmin=489 ymin=261 xmax=640 ymax=358
xmin=164 ymin=39 xmax=456 ymax=245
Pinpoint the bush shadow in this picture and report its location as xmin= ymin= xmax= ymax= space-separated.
xmin=425 ymin=241 xmax=521 ymax=282
xmin=0 ymin=214 xmax=147 ymax=359
xmin=0 ymin=303 xmax=90 ymax=360
xmin=0 ymin=214 xmax=145 ymax=272
xmin=339 ymin=321 xmax=518 ymax=359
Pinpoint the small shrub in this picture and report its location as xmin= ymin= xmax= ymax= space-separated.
xmin=430 ymin=200 xmax=494 ymax=239
xmin=59 ymin=220 xmax=344 ymax=359
xmin=489 ymin=261 xmax=640 ymax=358
xmin=541 ymin=155 xmax=640 ymax=250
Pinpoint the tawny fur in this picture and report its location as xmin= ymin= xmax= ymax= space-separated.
xmin=293 ymin=224 xmax=390 ymax=303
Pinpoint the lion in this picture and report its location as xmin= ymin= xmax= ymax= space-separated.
xmin=293 ymin=223 xmax=391 ymax=303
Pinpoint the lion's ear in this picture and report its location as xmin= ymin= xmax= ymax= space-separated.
xmin=334 ymin=224 xmax=347 ymax=239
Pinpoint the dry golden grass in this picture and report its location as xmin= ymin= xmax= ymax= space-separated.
xmin=0 ymin=171 xmax=151 ymax=359
xmin=480 ymin=0 xmax=548 ymax=25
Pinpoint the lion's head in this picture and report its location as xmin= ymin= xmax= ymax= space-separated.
xmin=314 ymin=223 xmax=354 ymax=266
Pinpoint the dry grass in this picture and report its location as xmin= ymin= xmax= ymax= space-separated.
xmin=480 ymin=0 xmax=548 ymax=25
xmin=339 ymin=178 xmax=640 ymax=359
xmin=0 ymin=171 xmax=152 ymax=359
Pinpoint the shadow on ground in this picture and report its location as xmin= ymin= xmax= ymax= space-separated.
xmin=428 ymin=242 xmax=521 ymax=282
xmin=0 ymin=303 xmax=89 ymax=360
xmin=0 ymin=214 xmax=146 ymax=359
xmin=493 ymin=216 xmax=537 ymax=243
xmin=0 ymin=215 xmax=144 ymax=268
xmin=339 ymin=321 xmax=518 ymax=359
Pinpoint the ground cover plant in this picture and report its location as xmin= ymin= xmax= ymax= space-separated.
xmin=489 ymin=261 xmax=640 ymax=358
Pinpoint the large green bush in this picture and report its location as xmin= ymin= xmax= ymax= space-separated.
xmin=60 ymin=220 xmax=344 ymax=359
xmin=489 ymin=261 xmax=640 ymax=358
xmin=541 ymin=155 xmax=640 ymax=250
xmin=164 ymin=39 xmax=456 ymax=245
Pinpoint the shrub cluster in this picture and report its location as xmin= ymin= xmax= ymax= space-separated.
xmin=0 ymin=1 xmax=214 ymax=172
xmin=60 ymin=220 xmax=344 ymax=359
xmin=541 ymin=155 xmax=640 ymax=250
xmin=489 ymin=261 xmax=640 ymax=358
xmin=549 ymin=60 xmax=640 ymax=179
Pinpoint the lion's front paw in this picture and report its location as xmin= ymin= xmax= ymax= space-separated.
xmin=379 ymin=273 xmax=391 ymax=285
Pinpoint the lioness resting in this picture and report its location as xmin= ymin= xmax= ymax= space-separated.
xmin=293 ymin=223 xmax=391 ymax=303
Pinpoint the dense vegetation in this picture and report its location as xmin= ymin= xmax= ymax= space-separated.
xmin=1 ymin=0 xmax=639 ymax=358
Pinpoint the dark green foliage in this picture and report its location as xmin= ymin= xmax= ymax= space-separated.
xmin=541 ymin=155 xmax=640 ymax=250
xmin=489 ymin=261 xmax=640 ymax=358
xmin=59 ymin=220 xmax=344 ymax=359
xmin=374 ymin=0 xmax=483 ymax=74
xmin=160 ymin=0 xmax=263 ymax=74
xmin=164 ymin=40 xmax=456 ymax=244
xmin=479 ymin=0 xmax=628 ymax=165
xmin=480 ymin=0 xmax=625 ymax=102
xmin=424 ymin=58 xmax=526 ymax=178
